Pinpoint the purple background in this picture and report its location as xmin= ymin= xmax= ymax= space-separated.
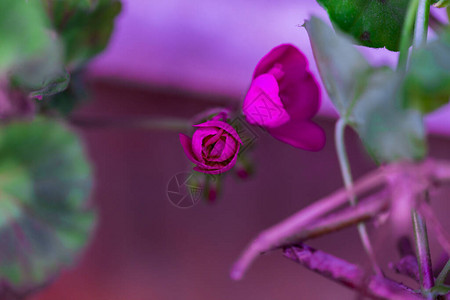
xmin=32 ymin=1 xmax=450 ymax=299
xmin=34 ymin=79 xmax=450 ymax=300
xmin=87 ymin=0 xmax=450 ymax=135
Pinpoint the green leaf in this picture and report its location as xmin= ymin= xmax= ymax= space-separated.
xmin=30 ymin=71 xmax=70 ymax=98
xmin=10 ymin=39 xmax=70 ymax=98
xmin=305 ymin=17 xmax=426 ymax=163
xmin=403 ymin=29 xmax=450 ymax=113
xmin=45 ymin=0 xmax=122 ymax=68
xmin=435 ymin=0 xmax=450 ymax=7
xmin=45 ymin=70 xmax=89 ymax=116
xmin=42 ymin=0 xmax=99 ymax=11
xmin=0 ymin=118 xmax=95 ymax=290
xmin=351 ymin=68 xmax=427 ymax=162
xmin=429 ymin=284 xmax=450 ymax=297
xmin=304 ymin=17 xmax=372 ymax=118
xmin=0 ymin=0 xmax=50 ymax=71
xmin=316 ymin=0 xmax=411 ymax=51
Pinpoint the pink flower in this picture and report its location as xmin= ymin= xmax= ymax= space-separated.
xmin=243 ymin=44 xmax=325 ymax=151
xmin=179 ymin=114 xmax=242 ymax=174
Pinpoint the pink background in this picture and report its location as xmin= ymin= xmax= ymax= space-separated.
xmin=87 ymin=0 xmax=450 ymax=135
xmin=34 ymin=79 xmax=450 ymax=300
xmin=31 ymin=1 xmax=450 ymax=299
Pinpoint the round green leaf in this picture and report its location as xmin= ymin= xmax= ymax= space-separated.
xmin=10 ymin=38 xmax=70 ymax=98
xmin=316 ymin=0 xmax=411 ymax=51
xmin=305 ymin=17 xmax=372 ymax=118
xmin=351 ymin=68 xmax=427 ymax=163
xmin=403 ymin=29 xmax=450 ymax=113
xmin=0 ymin=118 xmax=95 ymax=291
xmin=45 ymin=0 xmax=122 ymax=68
xmin=0 ymin=0 xmax=50 ymax=71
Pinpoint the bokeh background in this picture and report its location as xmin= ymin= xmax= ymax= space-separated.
xmin=32 ymin=0 xmax=450 ymax=299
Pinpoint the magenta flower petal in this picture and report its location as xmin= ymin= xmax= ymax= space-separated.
xmin=242 ymin=43 xmax=326 ymax=151
xmin=267 ymin=119 xmax=326 ymax=151
xmin=191 ymin=127 xmax=220 ymax=162
xmin=179 ymin=134 xmax=201 ymax=164
xmin=194 ymin=150 xmax=239 ymax=175
xmin=194 ymin=165 xmax=221 ymax=174
xmin=281 ymin=71 xmax=321 ymax=120
xmin=180 ymin=132 xmax=235 ymax=173
xmin=253 ymin=44 xmax=307 ymax=79
xmin=253 ymin=44 xmax=321 ymax=120
xmin=246 ymin=74 xmax=281 ymax=106
xmin=208 ymin=138 xmax=226 ymax=159
xmin=206 ymin=135 xmax=238 ymax=162
xmin=194 ymin=120 xmax=243 ymax=145
xmin=243 ymin=74 xmax=290 ymax=128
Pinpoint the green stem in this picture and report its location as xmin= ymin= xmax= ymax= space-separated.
xmin=413 ymin=0 xmax=431 ymax=49
xmin=335 ymin=119 xmax=383 ymax=276
xmin=436 ymin=259 xmax=450 ymax=286
xmin=412 ymin=210 xmax=435 ymax=298
xmin=397 ymin=0 xmax=420 ymax=71
xmin=335 ymin=120 xmax=354 ymax=204
xmin=411 ymin=0 xmax=433 ymax=297
xmin=69 ymin=116 xmax=190 ymax=131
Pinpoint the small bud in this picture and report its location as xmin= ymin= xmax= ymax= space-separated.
xmin=234 ymin=157 xmax=254 ymax=179
xmin=236 ymin=168 xmax=249 ymax=179
xmin=207 ymin=187 xmax=217 ymax=202
xmin=202 ymin=174 xmax=220 ymax=203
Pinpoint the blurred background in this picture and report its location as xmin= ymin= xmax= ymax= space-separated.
xmin=27 ymin=0 xmax=450 ymax=299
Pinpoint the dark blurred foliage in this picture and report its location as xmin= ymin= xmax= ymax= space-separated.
xmin=0 ymin=0 xmax=122 ymax=297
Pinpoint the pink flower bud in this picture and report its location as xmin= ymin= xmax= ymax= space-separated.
xmin=180 ymin=118 xmax=242 ymax=175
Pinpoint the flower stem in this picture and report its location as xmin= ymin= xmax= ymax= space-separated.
xmin=284 ymin=244 xmax=423 ymax=300
xmin=397 ymin=0 xmax=420 ymax=71
xmin=413 ymin=0 xmax=431 ymax=49
xmin=412 ymin=210 xmax=435 ymax=297
xmin=335 ymin=118 xmax=382 ymax=276
xmin=69 ymin=116 xmax=190 ymax=131
xmin=231 ymin=165 xmax=387 ymax=280
xmin=411 ymin=0 xmax=433 ymax=297
xmin=436 ymin=259 xmax=450 ymax=286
